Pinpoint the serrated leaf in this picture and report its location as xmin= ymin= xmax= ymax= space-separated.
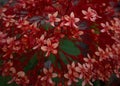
xmin=60 ymin=39 xmax=80 ymax=56
xmin=24 ymin=53 xmax=38 ymax=72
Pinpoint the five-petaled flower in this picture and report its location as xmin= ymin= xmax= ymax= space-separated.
xmin=64 ymin=62 xmax=79 ymax=85
xmin=41 ymin=67 xmax=57 ymax=85
xmin=41 ymin=39 xmax=59 ymax=56
xmin=101 ymin=22 xmax=111 ymax=33
xmin=64 ymin=12 xmax=80 ymax=28
xmin=75 ymin=63 xmax=93 ymax=86
xmin=82 ymin=7 xmax=101 ymax=22
xmin=33 ymin=33 xmax=46 ymax=50
xmin=48 ymin=11 xmax=61 ymax=27
xmin=8 ymin=71 xmax=29 ymax=85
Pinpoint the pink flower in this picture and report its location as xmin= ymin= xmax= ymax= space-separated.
xmin=41 ymin=39 xmax=59 ymax=56
xmin=64 ymin=12 xmax=80 ymax=28
xmin=71 ymin=29 xmax=84 ymax=39
xmin=8 ymin=71 xmax=29 ymax=85
xmin=2 ymin=61 xmax=14 ymax=76
xmin=101 ymin=22 xmax=111 ymax=33
xmin=33 ymin=33 xmax=46 ymax=50
xmin=95 ymin=47 xmax=111 ymax=61
xmin=84 ymin=54 xmax=96 ymax=64
xmin=0 ymin=31 xmax=7 ymax=44
xmin=64 ymin=62 xmax=79 ymax=85
xmin=82 ymin=7 xmax=101 ymax=22
xmin=75 ymin=63 xmax=93 ymax=86
xmin=2 ymin=15 xmax=16 ymax=27
xmin=41 ymin=67 xmax=57 ymax=85
xmin=110 ymin=18 xmax=120 ymax=33
xmin=48 ymin=11 xmax=61 ymax=27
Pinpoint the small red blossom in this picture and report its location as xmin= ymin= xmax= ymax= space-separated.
xmin=41 ymin=39 xmax=59 ymax=56
xmin=75 ymin=63 xmax=93 ymax=86
xmin=40 ymin=67 xmax=57 ymax=85
xmin=82 ymin=7 xmax=101 ymax=22
xmin=64 ymin=12 xmax=80 ymax=28
xmin=33 ymin=33 xmax=46 ymax=50
xmin=48 ymin=11 xmax=61 ymax=27
xmin=64 ymin=62 xmax=79 ymax=85
xmin=8 ymin=71 xmax=29 ymax=85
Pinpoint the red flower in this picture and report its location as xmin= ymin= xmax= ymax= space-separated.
xmin=82 ymin=7 xmax=101 ymax=22
xmin=64 ymin=12 xmax=80 ymax=28
xmin=41 ymin=38 xmax=59 ymax=56
xmin=33 ymin=33 xmax=46 ymax=50
xmin=8 ymin=71 xmax=29 ymax=85
xmin=75 ymin=63 xmax=93 ymax=86
xmin=48 ymin=11 xmax=61 ymax=27
xmin=64 ymin=62 xmax=79 ymax=85
xmin=40 ymin=67 xmax=57 ymax=85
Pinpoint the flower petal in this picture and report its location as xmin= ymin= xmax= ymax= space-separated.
xmin=75 ymin=18 xmax=80 ymax=22
xmin=68 ymin=80 xmax=72 ymax=86
xmin=64 ymin=22 xmax=70 ymax=26
xmin=50 ymin=22 xmax=55 ymax=27
xmin=52 ymin=73 xmax=57 ymax=78
xmin=49 ymin=67 xmax=53 ymax=73
xmin=48 ymin=78 xmax=53 ymax=84
xmin=70 ymin=12 xmax=75 ymax=18
xmin=46 ymin=39 xmax=51 ymax=46
xmin=52 ymin=43 xmax=59 ymax=48
xmin=53 ymin=11 xmax=58 ymax=17
xmin=64 ymin=74 xmax=68 ymax=78
xmin=52 ymin=50 xmax=57 ymax=54
xmin=55 ymin=18 xmax=61 ymax=22
xmin=43 ymin=68 xmax=48 ymax=74
xmin=82 ymin=10 xmax=87 ymax=15
xmin=41 ymin=46 xmax=47 ymax=51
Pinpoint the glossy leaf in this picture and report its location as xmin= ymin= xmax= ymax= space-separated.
xmin=60 ymin=39 xmax=80 ymax=56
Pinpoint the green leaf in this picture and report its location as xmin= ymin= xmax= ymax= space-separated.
xmin=52 ymin=77 xmax=59 ymax=83
xmin=60 ymin=39 xmax=80 ymax=56
xmin=48 ymin=54 xmax=56 ymax=63
xmin=42 ymin=22 xmax=54 ymax=31
xmin=57 ymin=62 xmax=61 ymax=69
xmin=0 ymin=76 xmax=18 ymax=86
xmin=93 ymin=80 xmax=100 ymax=86
xmin=76 ymin=79 xmax=82 ymax=86
xmin=59 ymin=52 xmax=69 ymax=64
xmin=24 ymin=53 xmax=38 ymax=72
xmin=94 ymin=28 xmax=100 ymax=34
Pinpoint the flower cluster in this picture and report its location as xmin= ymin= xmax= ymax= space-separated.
xmin=0 ymin=0 xmax=120 ymax=86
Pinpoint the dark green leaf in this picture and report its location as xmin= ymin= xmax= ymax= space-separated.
xmin=48 ymin=54 xmax=56 ymax=63
xmin=42 ymin=22 xmax=54 ymax=31
xmin=0 ymin=76 xmax=18 ymax=86
xmin=24 ymin=54 xmax=38 ymax=72
xmin=60 ymin=39 xmax=80 ymax=56
xmin=59 ymin=52 xmax=69 ymax=64
xmin=52 ymin=77 xmax=59 ymax=83
xmin=93 ymin=80 xmax=100 ymax=86
xmin=76 ymin=79 xmax=82 ymax=86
